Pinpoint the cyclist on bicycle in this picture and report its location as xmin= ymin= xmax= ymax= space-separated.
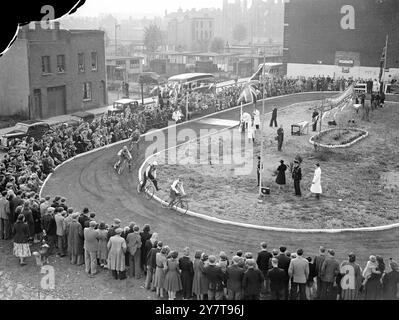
xmin=169 ymin=178 xmax=185 ymax=208
xmin=140 ymin=161 xmax=160 ymax=192
xmin=114 ymin=146 xmax=132 ymax=172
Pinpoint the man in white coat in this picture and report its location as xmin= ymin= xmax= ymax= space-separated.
xmin=310 ymin=163 xmax=322 ymax=199
xmin=241 ymin=112 xmax=251 ymax=132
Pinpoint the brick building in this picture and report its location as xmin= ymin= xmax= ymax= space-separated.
xmin=0 ymin=22 xmax=107 ymax=119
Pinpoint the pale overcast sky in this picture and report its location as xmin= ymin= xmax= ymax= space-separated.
xmin=73 ymin=0 xmax=224 ymax=17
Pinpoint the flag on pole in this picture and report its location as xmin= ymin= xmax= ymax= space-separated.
xmin=379 ymin=37 xmax=388 ymax=82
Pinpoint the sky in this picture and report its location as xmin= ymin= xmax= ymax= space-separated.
xmin=73 ymin=0 xmax=224 ymax=18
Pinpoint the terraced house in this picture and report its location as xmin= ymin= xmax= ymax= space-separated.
xmin=0 ymin=22 xmax=107 ymax=119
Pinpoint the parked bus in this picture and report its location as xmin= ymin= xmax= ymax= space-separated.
xmin=167 ymin=73 xmax=216 ymax=93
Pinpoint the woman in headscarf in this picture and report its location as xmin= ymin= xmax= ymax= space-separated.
xmin=339 ymin=253 xmax=363 ymax=300
xmin=154 ymin=246 xmax=170 ymax=298
xmin=12 ymin=214 xmax=31 ymax=266
xmin=107 ymin=227 xmax=127 ymax=280
xmin=140 ymin=224 xmax=152 ymax=273
xmin=217 ymin=251 xmax=229 ymax=299
xmin=199 ymin=253 xmax=210 ymax=299
xmin=275 ymin=160 xmax=287 ymax=190
xmin=179 ymin=247 xmax=194 ymax=300
xmin=163 ymin=251 xmax=182 ymax=300
xmin=192 ymin=250 xmax=204 ymax=300
xmin=21 ymin=201 xmax=34 ymax=241
xmin=364 ymin=255 xmax=385 ymax=300
xmin=382 ymin=259 xmax=399 ymax=300
xmin=97 ymin=222 xmax=108 ymax=268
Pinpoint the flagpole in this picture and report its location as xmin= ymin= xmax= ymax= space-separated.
xmin=383 ymin=34 xmax=389 ymax=82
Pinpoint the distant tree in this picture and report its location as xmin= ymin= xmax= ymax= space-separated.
xmin=143 ymin=24 xmax=163 ymax=53
xmin=210 ymin=37 xmax=225 ymax=53
xmin=233 ymin=24 xmax=247 ymax=43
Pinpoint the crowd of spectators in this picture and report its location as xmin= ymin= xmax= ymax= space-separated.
xmin=256 ymin=76 xmax=361 ymax=98
xmin=158 ymin=84 xmax=245 ymax=117
xmin=1 ymin=197 xmax=398 ymax=300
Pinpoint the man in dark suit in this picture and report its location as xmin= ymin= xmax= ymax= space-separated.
xmin=226 ymin=256 xmax=244 ymax=300
xmin=78 ymin=207 xmax=90 ymax=231
xmin=242 ymin=259 xmax=264 ymax=300
xmin=267 ymin=258 xmax=286 ymax=300
xmin=270 ymin=107 xmax=278 ymax=127
xmin=203 ymin=255 xmax=225 ymax=300
xmin=256 ymin=242 xmax=273 ymax=294
xmin=277 ymin=246 xmax=291 ymax=300
xmin=292 ymin=160 xmax=302 ymax=196
xmin=9 ymin=190 xmax=24 ymax=224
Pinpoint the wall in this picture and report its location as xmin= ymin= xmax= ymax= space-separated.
xmin=287 ymin=63 xmax=399 ymax=80
xmin=26 ymin=28 xmax=107 ymax=118
xmin=284 ymin=0 xmax=399 ymax=69
xmin=69 ymin=32 xmax=107 ymax=112
xmin=0 ymin=39 xmax=30 ymax=117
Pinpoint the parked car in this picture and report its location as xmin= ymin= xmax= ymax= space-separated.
xmin=0 ymin=120 xmax=50 ymax=150
xmin=107 ymin=98 xmax=139 ymax=116
xmin=64 ymin=111 xmax=96 ymax=128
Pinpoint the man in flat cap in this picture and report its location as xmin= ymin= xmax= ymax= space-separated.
xmin=243 ymin=259 xmax=264 ymax=300
xmin=67 ymin=213 xmax=84 ymax=265
xmin=320 ymin=249 xmax=340 ymax=300
xmin=203 ymin=255 xmax=225 ymax=300
xmin=41 ymin=207 xmax=57 ymax=255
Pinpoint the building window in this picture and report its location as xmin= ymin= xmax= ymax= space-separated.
xmin=78 ymin=53 xmax=85 ymax=73
xmin=91 ymin=52 xmax=98 ymax=71
xmin=116 ymin=60 xmax=126 ymax=67
xmin=41 ymin=56 xmax=51 ymax=74
xmin=130 ymin=59 xmax=139 ymax=68
xmin=204 ymin=31 xmax=208 ymax=39
xmin=57 ymin=55 xmax=65 ymax=73
xmin=209 ymin=21 xmax=212 ymax=28
xmin=83 ymin=82 xmax=92 ymax=101
xmin=201 ymin=21 xmax=203 ymax=28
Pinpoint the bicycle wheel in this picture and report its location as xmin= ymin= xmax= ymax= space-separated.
xmin=177 ymin=199 xmax=189 ymax=214
xmin=117 ymin=160 xmax=125 ymax=175
xmin=145 ymin=184 xmax=155 ymax=200
xmin=137 ymin=180 xmax=142 ymax=194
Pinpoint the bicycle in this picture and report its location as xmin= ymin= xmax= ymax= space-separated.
xmin=161 ymin=194 xmax=189 ymax=214
xmin=137 ymin=179 xmax=155 ymax=200
xmin=114 ymin=158 xmax=131 ymax=175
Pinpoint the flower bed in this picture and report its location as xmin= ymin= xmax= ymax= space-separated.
xmin=310 ymin=128 xmax=368 ymax=149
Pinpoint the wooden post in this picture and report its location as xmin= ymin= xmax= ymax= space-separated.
xmin=141 ymin=83 xmax=144 ymax=106
xmin=319 ymin=99 xmax=324 ymax=133
xmin=186 ymin=93 xmax=189 ymax=121
xmin=258 ymin=114 xmax=266 ymax=198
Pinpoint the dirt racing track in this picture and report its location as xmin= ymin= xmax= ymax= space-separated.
xmin=41 ymin=93 xmax=399 ymax=264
